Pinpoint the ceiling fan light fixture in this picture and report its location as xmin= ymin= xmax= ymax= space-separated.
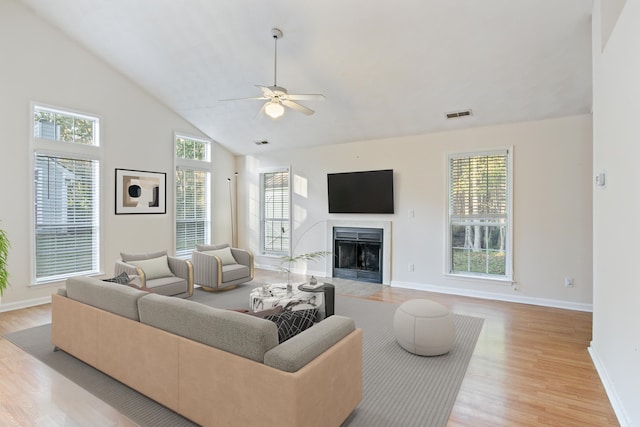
xmin=265 ymin=101 xmax=285 ymax=118
xmin=220 ymin=28 xmax=324 ymax=117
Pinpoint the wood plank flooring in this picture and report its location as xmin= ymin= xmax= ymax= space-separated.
xmin=0 ymin=271 xmax=619 ymax=426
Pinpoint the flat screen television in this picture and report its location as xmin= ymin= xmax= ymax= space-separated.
xmin=327 ymin=169 xmax=394 ymax=214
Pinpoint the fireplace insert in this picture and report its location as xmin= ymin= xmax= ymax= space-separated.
xmin=333 ymin=227 xmax=383 ymax=284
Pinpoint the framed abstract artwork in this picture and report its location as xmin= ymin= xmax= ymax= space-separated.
xmin=115 ymin=168 xmax=166 ymax=214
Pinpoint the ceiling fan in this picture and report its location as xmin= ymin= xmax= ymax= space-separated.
xmin=221 ymin=28 xmax=325 ymax=119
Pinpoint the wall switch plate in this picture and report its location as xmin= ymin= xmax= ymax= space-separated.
xmin=408 ymin=263 xmax=414 ymax=272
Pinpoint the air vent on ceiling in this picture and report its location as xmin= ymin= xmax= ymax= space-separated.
xmin=445 ymin=109 xmax=473 ymax=119
xmin=255 ymin=140 xmax=269 ymax=145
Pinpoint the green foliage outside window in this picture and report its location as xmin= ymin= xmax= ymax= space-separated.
xmin=34 ymin=109 xmax=95 ymax=145
xmin=176 ymin=137 xmax=207 ymax=161
xmin=0 ymin=222 xmax=11 ymax=296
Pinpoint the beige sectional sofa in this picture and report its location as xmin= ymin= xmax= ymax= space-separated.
xmin=51 ymin=276 xmax=362 ymax=427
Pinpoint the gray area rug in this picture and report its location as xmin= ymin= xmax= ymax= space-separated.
xmin=5 ymin=284 xmax=483 ymax=427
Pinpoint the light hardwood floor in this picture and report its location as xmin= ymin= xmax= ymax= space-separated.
xmin=0 ymin=271 xmax=619 ymax=427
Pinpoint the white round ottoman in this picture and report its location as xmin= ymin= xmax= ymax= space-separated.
xmin=393 ymin=299 xmax=455 ymax=356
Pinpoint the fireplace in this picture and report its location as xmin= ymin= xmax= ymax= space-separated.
xmin=333 ymin=227 xmax=383 ymax=284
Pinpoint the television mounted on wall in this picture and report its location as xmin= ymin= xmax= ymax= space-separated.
xmin=327 ymin=169 xmax=394 ymax=214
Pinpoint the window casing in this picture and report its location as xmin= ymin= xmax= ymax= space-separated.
xmin=447 ymin=149 xmax=512 ymax=280
xmin=175 ymin=135 xmax=211 ymax=257
xmin=32 ymin=105 xmax=101 ymax=283
xmin=260 ymin=170 xmax=290 ymax=256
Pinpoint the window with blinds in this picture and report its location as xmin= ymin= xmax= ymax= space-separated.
xmin=32 ymin=106 xmax=100 ymax=283
xmin=448 ymin=150 xmax=511 ymax=279
xmin=260 ymin=170 xmax=290 ymax=255
xmin=175 ymin=135 xmax=211 ymax=257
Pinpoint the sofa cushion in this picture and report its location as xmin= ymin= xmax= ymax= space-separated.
xmin=120 ymin=250 xmax=167 ymax=262
xmin=128 ymin=255 xmax=174 ymax=280
xmin=222 ymin=264 xmax=250 ymax=282
xmin=265 ymin=308 xmax=318 ymax=343
xmin=203 ymin=247 xmax=237 ymax=265
xmin=66 ymin=276 xmax=147 ymax=321
xmin=138 ymin=294 xmax=279 ymax=362
xmin=145 ymin=276 xmax=187 ymax=296
xmin=264 ymin=315 xmax=356 ymax=372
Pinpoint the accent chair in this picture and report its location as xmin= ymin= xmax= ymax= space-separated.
xmin=114 ymin=250 xmax=194 ymax=298
xmin=191 ymin=243 xmax=254 ymax=291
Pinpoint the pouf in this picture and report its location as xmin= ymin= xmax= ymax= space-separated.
xmin=393 ymin=299 xmax=455 ymax=356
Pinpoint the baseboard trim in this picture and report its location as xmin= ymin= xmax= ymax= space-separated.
xmin=588 ymin=343 xmax=631 ymax=427
xmin=254 ymin=264 xmax=326 ymax=281
xmin=0 ymin=296 xmax=52 ymax=313
xmin=391 ymin=280 xmax=593 ymax=312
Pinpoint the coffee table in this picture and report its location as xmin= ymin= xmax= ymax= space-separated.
xmin=249 ymin=283 xmax=324 ymax=315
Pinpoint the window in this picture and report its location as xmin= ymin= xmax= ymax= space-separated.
xmin=32 ymin=105 xmax=100 ymax=283
xmin=447 ymin=149 xmax=512 ymax=280
xmin=175 ymin=135 xmax=211 ymax=257
xmin=260 ymin=170 xmax=290 ymax=255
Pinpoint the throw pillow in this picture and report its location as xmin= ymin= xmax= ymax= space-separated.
xmin=196 ymin=243 xmax=229 ymax=252
xmin=265 ymin=308 xmax=318 ymax=343
xmin=120 ymin=250 xmax=167 ymax=263
xmin=248 ymin=305 xmax=284 ymax=319
xmin=128 ymin=255 xmax=174 ymax=280
xmin=203 ymin=247 xmax=237 ymax=265
xmin=103 ymin=272 xmax=131 ymax=285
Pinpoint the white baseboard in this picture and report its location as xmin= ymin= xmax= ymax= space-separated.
xmin=0 ymin=296 xmax=52 ymax=313
xmin=588 ymin=343 xmax=631 ymax=427
xmin=255 ymin=263 xmax=279 ymax=272
xmin=391 ymin=280 xmax=593 ymax=312
xmin=254 ymin=264 xmax=326 ymax=280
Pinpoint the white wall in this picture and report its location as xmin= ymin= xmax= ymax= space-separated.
xmin=238 ymin=115 xmax=593 ymax=310
xmin=591 ymin=0 xmax=639 ymax=425
xmin=0 ymin=0 xmax=235 ymax=308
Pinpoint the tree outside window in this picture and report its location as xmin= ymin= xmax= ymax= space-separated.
xmin=448 ymin=150 xmax=511 ymax=279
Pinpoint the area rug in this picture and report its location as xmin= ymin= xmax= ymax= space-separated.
xmin=5 ymin=288 xmax=483 ymax=427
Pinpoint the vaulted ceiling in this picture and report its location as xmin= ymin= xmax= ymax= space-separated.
xmin=18 ymin=0 xmax=593 ymax=155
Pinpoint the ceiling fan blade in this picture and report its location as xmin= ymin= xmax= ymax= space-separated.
xmin=287 ymin=94 xmax=326 ymax=101
xmin=255 ymin=85 xmax=276 ymax=97
xmin=220 ymin=96 xmax=269 ymax=101
xmin=282 ymin=100 xmax=315 ymax=115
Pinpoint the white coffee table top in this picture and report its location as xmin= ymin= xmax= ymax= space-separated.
xmin=249 ymin=283 xmax=323 ymax=312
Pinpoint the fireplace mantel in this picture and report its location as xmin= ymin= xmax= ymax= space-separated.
xmin=326 ymin=220 xmax=391 ymax=285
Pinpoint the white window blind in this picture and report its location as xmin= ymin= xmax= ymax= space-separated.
xmin=175 ymin=168 xmax=210 ymax=256
xmin=448 ymin=150 xmax=510 ymax=278
xmin=34 ymin=155 xmax=100 ymax=281
xmin=261 ymin=171 xmax=290 ymax=255
xmin=32 ymin=105 xmax=100 ymax=284
xmin=175 ymin=135 xmax=211 ymax=257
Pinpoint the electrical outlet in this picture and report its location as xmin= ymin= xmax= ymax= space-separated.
xmin=408 ymin=263 xmax=414 ymax=272
xmin=564 ymin=277 xmax=574 ymax=288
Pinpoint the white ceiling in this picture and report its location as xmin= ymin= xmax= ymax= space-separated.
xmin=18 ymin=0 xmax=593 ymax=155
